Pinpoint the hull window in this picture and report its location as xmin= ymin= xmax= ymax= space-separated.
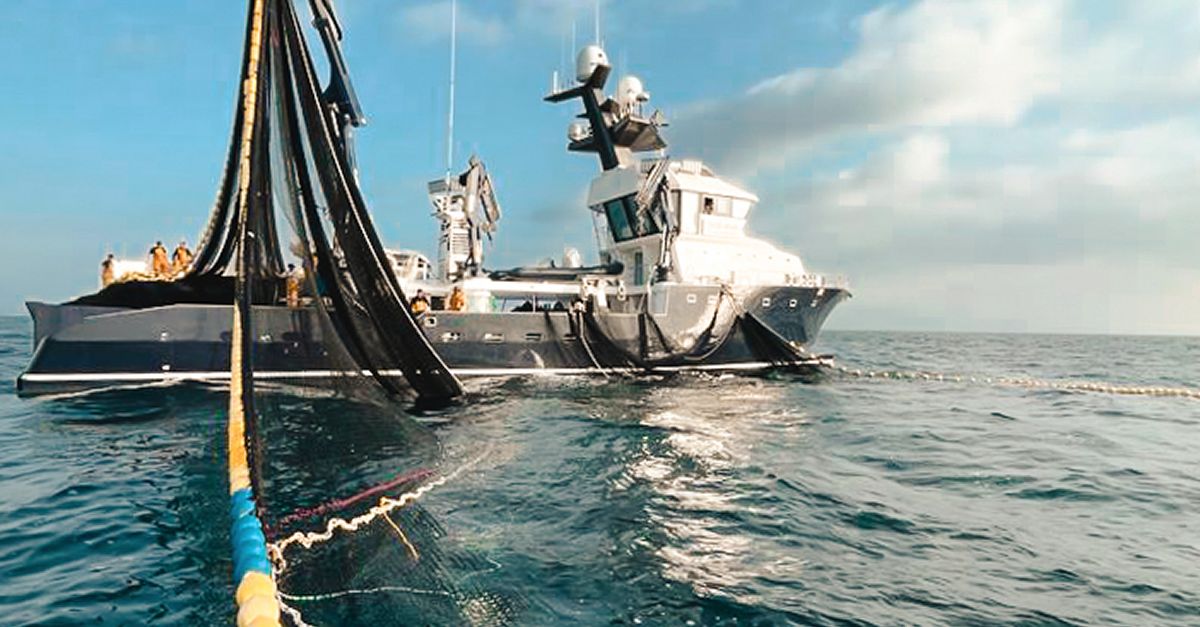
xmin=483 ymin=332 xmax=504 ymax=343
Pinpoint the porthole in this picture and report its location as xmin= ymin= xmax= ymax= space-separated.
xmin=524 ymin=332 xmax=543 ymax=342
xmin=686 ymin=294 xmax=698 ymax=304
xmin=789 ymin=299 xmax=798 ymax=308
xmin=483 ymin=332 xmax=504 ymax=343
xmin=762 ymin=297 xmax=772 ymax=308
xmin=707 ymin=294 xmax=718 ymax=305
xmin=423 ymin=316 xmax=438 ymax=327
xmin=440 ymin=331 xmax=461 ymax=342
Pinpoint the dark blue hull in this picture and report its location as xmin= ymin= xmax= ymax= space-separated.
xmin=17 ymin=286 xmax=848 ymax=395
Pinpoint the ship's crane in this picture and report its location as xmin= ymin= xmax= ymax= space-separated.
xmin=307 ymin=0 xmax=366 ymax=172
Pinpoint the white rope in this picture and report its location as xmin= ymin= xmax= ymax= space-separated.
xmin=278 ymin=599 xmax=314 ymax=627
xmin=281 ymin=586 xmax=454 ymax=602
xmin=268 ymin=450 xmax=488 ymax=627
xmin=269 ymin=450 xmax=488 ymax=576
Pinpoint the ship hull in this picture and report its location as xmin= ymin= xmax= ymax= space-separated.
xmin=17 ymin=286 xmax=847 ymax=395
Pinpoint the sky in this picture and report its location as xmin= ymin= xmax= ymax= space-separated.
xmin=0 ymin=0 xmax=1197 ymax=335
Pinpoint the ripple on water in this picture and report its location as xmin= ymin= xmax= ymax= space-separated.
xmin=0 ymin=322 xmax=1199 ymax=624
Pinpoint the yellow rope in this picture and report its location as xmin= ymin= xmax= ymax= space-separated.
xmin=382 ymin=510 xmax=420 ymax=561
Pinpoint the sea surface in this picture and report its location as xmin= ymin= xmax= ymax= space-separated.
xmin=0 ymin=315 xmax=1198 ymax=625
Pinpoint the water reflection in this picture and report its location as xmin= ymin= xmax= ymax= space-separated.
xmin=607 ymin=376 xmax=819 ymax=613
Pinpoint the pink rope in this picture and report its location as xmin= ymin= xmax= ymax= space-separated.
xmin=268 ymin=467 xmax=434 ymax=537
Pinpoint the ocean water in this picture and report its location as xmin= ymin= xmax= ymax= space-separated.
xmin=0 ymin=315 xmax=1198 ymax=625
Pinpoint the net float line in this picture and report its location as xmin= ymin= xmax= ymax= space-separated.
xmin=831 ymin=365 xmax=1200 ymax=400
xmin=226 ymin=1 xmax=281 ymax=625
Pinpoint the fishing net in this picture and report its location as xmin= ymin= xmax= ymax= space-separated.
xmin=186 ymin=1 xmax=521 ymax=624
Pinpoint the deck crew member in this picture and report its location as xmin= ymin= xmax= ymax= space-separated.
xmin=447 ymin=285 xmax=466 ymax=312
xmin=172 ymin=240 xmax=193 ymax=274
xmin=100 ymin=254 xmax=116 ymax=287
xmin=285 ymin=264 xmax=301 ymax=308
xmin=410 ymin=289 xmax=430 ymax=315
xmin=149 ymin=241 xmax=170 ymax=277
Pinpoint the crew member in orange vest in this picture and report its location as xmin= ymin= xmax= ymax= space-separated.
xmin=172 ymin=240 xmax=193 ymax=274
xmin=447 ymin=285 xmax=467 ymax=312
xmin=100 ymin=254 xmax=116 ymax=287
xmin=149 ymin=241 xmax=171 ymax=277
xmin=410 ymin=290 xmax=430 ymax=315
xmin=285 ymin=264 xmax=301 ymax=308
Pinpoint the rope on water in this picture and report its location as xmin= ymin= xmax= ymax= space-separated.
xmin=278 ymin=599 xmax=314 ymax=627
xmin=280 ymin=586 xmax=455 ymax=602
xmin=269 ymin=468 xmax=433 ymax=535
xmin=269 ymin=450 xmax=488 ymax=577
xmin=382 ymin=511 xmax=420 ymax=560
xmin=265 ymin=451 xmax=488 ymax=627
xmin=830 ymin=364 xmax=1200 ymax=400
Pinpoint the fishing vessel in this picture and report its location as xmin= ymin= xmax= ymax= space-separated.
xmin=17 ymin=15 xmax=848 ymax=396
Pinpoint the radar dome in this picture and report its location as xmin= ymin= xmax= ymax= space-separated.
xmin=615 ymin=75 xmax=650 ymax=107
xmin=562 ymin=248 xmax=583 ymax=268
xmin=575 ymin=45 xmax=609 ymax=83
xmin=567 ymin=122 xmax=589 ymax=142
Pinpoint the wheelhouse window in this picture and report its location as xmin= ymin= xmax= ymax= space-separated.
xmin=604 ymin=198 xmax=635 ymax=241
xmin=633 ymin=251 xmax=645 ymax=286
xmin=603 ymin=194 xmax=660 ymax=242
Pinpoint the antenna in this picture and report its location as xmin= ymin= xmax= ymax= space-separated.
xmin=594 ymin=0 xmax=601 ymax=45
xmin=444 ymin=0 xmax=458 ymax=183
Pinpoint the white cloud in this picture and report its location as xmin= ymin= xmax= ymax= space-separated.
xmin=674 ymin=0 xmax=1063 ymax=174
xmin=1057 ymin=1 xmax=1200 ymax=110
xmin=658 ymin=0 xmax=1200 ymax=333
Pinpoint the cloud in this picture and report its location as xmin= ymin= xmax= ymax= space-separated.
xmin=655 ymin=0 xmax=1200 ymax=333
xmin=778 ymin=117 xmax=1200 ymax=263
xmin=1057 ymin=1 xmax=1200 ymax=111
xmin=673 ymin=0 xmax=1063 ymax=174
xmin=398 ymin=1 xmax=508 ymax=46
xmin=747 ymin=118 xmax=1200 ymax=334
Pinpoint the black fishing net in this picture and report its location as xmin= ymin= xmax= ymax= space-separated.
xmin=182 ymin=1 xmax=522 ymax=624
